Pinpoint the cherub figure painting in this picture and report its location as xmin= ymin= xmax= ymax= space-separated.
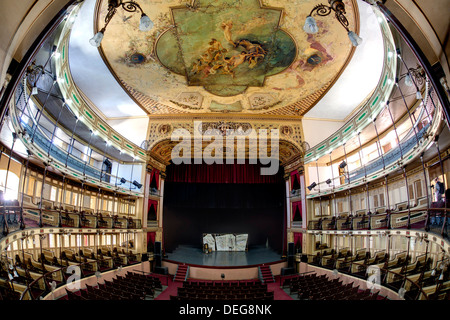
xmin=190 ymin=19 xmax=267 ymax=79
xmin=221 ymin=21 xmax=235 ymax=47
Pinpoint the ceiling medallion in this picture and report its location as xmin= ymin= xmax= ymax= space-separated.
xmin=156 ymin=0 xmax=297 ymax=97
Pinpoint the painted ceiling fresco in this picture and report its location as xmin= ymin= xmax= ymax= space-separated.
xmin=96 ymin=0 xmax=358 ymax=115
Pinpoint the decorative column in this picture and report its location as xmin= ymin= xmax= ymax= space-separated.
xmin=299 ymin=170 xmax=307 ymax=230
xmin=285 ymin=173 xmax=291 ymax=230
xmin=158 ymin=172 xmax=166 ymax=230
xmin=142 ymin=165 xmax=151 ymax=228
xmin=158 ymin=171 xmax=166 ymax=256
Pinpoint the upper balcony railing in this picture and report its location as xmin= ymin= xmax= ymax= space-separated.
xmin=9 ymin=80 xmax=145 ymax=197
xmin=305 ymin=2 xmax=448 ymax=199
xmin=52 ymin=3 xmax=147 ymax=164
xmin=306 ymin=198 xmax=449 ymax=240
xmin=0 ymin=192 xmax=142 ymax=240
xmin=303 ymin=7 xmax=398 ymax=165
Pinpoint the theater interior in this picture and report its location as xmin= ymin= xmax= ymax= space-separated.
xmin=0 ymin=0 xmax=449 ymax=307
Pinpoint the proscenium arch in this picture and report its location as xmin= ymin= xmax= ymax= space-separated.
xmin=149 ymin=137 xmax=303 ymax=167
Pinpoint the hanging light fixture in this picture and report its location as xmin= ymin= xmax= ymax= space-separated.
xmin=404 ymin=74 xmax=413 ymax=87
xmin=90 ymin=0 xmax=153 ymax=47
xmin=303 ymin=0 xmax=362 ymax=46
xmin=398 ymin=65 xmax=426 ymax=99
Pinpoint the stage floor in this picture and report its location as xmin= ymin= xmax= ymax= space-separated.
xmin=164 ymin=245 xmax=282 ymax=267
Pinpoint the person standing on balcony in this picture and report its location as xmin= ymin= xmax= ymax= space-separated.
xmin=431 ymin=177 xmax=445 ymax=226
xmin=434 ymin=177 xmax=445 ymax=202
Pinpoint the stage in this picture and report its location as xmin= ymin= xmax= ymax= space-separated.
xmin=164 ymin=245 xmax=283 ymax=267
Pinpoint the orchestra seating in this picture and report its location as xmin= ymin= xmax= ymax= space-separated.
xmin=283 ymin=273 xmax=381 ymax=300
xmin=170 ymin=279 xmax=274 ymax=300
xmin=64 ymin=271 xmax=162 ymax=300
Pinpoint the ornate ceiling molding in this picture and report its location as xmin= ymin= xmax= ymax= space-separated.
xmin=93 ymin=0 xmax=359 ymax=116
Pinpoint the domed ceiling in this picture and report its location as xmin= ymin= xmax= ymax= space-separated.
xmin=94 ymin=0 xmax=358 ymax=116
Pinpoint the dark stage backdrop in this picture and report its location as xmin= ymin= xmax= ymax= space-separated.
xmin=163 ymin=163 xmax=286 ymax=254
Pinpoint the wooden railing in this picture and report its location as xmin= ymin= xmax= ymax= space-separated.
xmin=301 ymin=251 xmax=445 ymax=300
xmin=13 ymin=250 xmax=145 ymax=300
xmin=307 ymin=206 xmax=449 ymax=237
xmin=1 ymin=203 xmax=142 ymax=233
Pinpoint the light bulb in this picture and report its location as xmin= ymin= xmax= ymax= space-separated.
xmin=303 ymin=16 xmax=318 ymax=34
xmin=416 ymin=90 xmax=423 ymax=100
xmin=139 ymin=14 xmax=153 ymax=31
xmin=89 ymin=31 xmax=104 ymax=47
xmin=404 ymin=74 xmax=413 ymax=87
xmin=348 ymin=31 xmax=363 ymax=47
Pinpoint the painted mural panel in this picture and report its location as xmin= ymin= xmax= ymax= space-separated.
xmin=97 ymin=0 xmax=357 ymax=114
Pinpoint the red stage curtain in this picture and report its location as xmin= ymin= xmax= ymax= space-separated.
xmin=150 ymin=169 xmax=160 ymax=189
xmin=147 ymin=232 xmax=156 ymax=245
xmin=146 ymin=232 xmax=156 ymax=252
xmin=292 ymin=201 xmax=302 ymax=220
xmin=165 ymin=163 xmax=283 ymax=184
xmin=293 ymin=232 xmax=302 ymax=248
xmin=148 ymin=199 xmax=158 ymax=220
xmin=291 ymin=170 xmax=300 ymax=189
xmin=148 ymin=199 xmax=158 ymax=211
xmin=290 ymin=170 xmax=297 ymax=188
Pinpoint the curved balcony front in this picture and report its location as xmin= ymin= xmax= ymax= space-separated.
xmin=9 ymin=81 xmax=145 ymax=197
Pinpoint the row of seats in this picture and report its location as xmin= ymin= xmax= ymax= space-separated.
xmin=310 ymin=197 xmax=430 ymax=231
xmin=16 ymin=194 xmax=142 ymax=230
xmin=0 ymin=284 xmax=21 ymax=300
xmin=307 ymin=247 xmax=450 ymax=299
xmin=287 ymin=273 xmax=381 ymax=300
xmin=0 ymin=246 xmax=143 ymax=299
xmin=65 ymin=272 xmax=162 ymax=300
xmin=170 ymin=279 xmax=274 ymax=301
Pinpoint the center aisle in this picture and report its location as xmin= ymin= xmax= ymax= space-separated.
xmin=154 ymin=275 xmax=183 ymax=300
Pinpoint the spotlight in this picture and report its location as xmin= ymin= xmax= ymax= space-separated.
xmin=339 ymin=161 xmax=347 ymax=169
xmin=307 ymin=182 xmax=317 ymax=191
xmin=326 ymin=179 xmax=332 ymax=185
xmin=132 ymin=181 xmax=142 ymax=189
xmin=119 ymin=177 xmax=126 ymax=184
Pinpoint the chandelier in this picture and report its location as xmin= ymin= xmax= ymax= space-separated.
xmin=303 ymin=0 xmax=363 ymax=46
xmin=90 ymin=0 xmax=153 ymax=47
